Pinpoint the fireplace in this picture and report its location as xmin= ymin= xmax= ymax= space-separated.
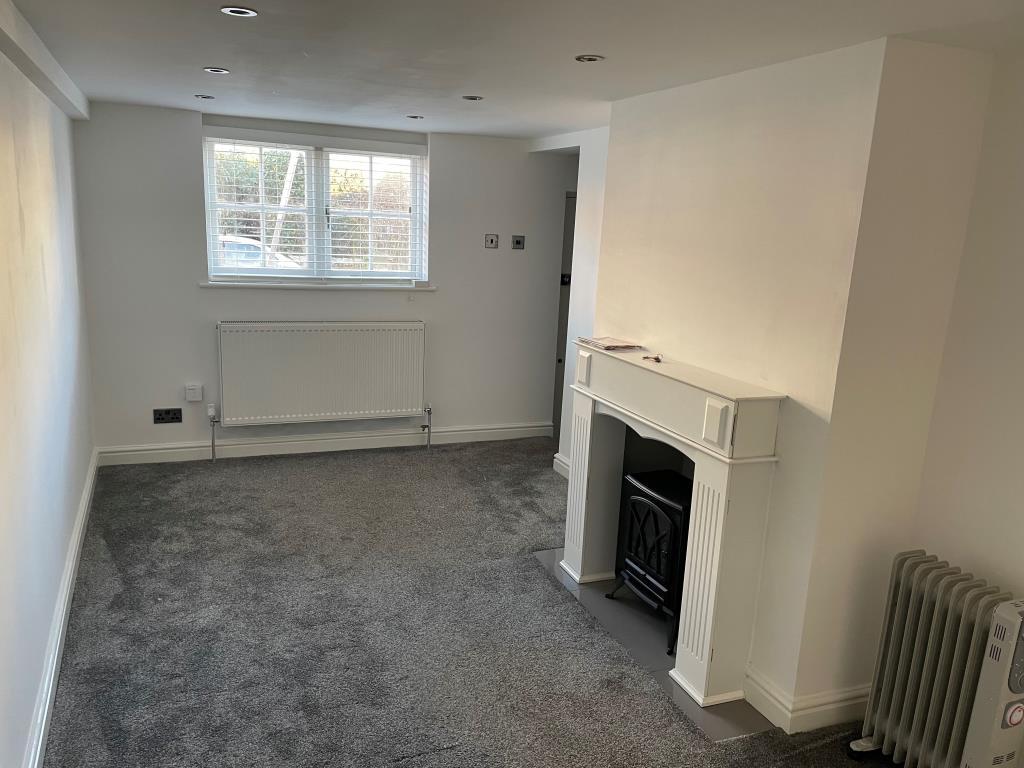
xmin=561 ymin=343 xmax=785 ymax=707
xmin=607 ymin=470 xmax=693 ymax=654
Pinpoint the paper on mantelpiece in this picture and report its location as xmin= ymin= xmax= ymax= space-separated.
xmin=576 ymin=336 xmax=643 ymax=351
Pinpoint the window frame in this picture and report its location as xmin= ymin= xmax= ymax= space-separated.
xmin=321 ymin=148 xmax=426 ymax=281
xmin=202 ymin=130 xmax=429 ymax=287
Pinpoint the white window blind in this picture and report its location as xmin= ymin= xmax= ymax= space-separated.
xmin=203 ymin=137 xmax=428 ymax=284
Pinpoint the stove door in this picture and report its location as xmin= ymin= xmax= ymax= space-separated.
xmin=622 ymin=495 xmax=679 ymax=598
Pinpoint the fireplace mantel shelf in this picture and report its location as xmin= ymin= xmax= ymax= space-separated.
xmin=572 ymin=344 xmax=785 ymax=462
xmin=577 ymin=344 xmax=785 ymax=403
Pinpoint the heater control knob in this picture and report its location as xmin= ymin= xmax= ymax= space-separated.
xmin=1006 ymin=703 xmax=1024 ymax=729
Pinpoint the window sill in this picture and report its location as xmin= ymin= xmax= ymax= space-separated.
xmin=199 ymin=281 xmax=436 ymax=292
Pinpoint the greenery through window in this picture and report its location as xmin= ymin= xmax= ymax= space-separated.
xmin=203 ymin=137 xmax=427 ymax=284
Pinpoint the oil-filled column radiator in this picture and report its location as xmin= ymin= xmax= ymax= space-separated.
xmin=851 ymin=550 xmax=1023 ymax=768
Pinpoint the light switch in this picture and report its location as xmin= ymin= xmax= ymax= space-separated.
xmin=576 ymin=351 xmax=592 ymax=386
xmin=185 ymin=384 xmax=204 ymax=403
xmin=702 ymin=399 xmax=729 ymax=448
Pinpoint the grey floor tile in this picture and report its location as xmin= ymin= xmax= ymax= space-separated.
xmin=534 ymin=547 xmax=775 ymax=742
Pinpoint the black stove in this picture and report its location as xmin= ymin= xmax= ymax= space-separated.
xmin=606 ymin=470 xmax=692 ymax=655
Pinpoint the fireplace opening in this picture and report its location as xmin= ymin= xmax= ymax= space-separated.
xmin=606 ymin=428 xmax=695 ymax=655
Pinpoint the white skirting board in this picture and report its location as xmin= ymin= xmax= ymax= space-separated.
xmin=97 ymin=422 xmax=554 ymax=466
xmin=743 ymin=666 xmax=870 ymax=734
xmin=23 ymin=449 xmax=99 ymax=768
xmin=552 ymin=452 xmax=570 ymax=478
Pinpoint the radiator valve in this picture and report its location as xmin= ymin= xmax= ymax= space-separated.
xmin=421 ymin=405 xmax=433 ymax=449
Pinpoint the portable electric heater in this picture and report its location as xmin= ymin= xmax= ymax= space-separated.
xmin=962 ymin=599 xmax=1024 ymax=768
xmin=850 ymin=552 xmax=1022 ymax=768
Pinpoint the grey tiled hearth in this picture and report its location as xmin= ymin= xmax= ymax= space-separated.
xmin=535 ymin=547 xmax=774 ymax=743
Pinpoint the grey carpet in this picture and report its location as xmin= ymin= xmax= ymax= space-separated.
xmin=45 ymin=437 xmax=859 ymax=767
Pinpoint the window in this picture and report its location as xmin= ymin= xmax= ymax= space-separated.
xmin=203 ymin=137 xmax=428 ymax=285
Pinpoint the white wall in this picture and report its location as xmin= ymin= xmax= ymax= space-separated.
xmin=587 ymin=36 xmax=996 ymax=731
xmin=0 ymin=49 xmax=94 ymax=768
xmin=593 ymin=40 xmax=888 ymax=699
xmin=73 ymin=104 xmax=578 ymax=460
xmin=529 ymin=128 xmax=610 ymax=471
xmin=914 ymin=51 xmax=1024 ymax=599
xmin=795 ymin=38 xmax=992 ymax=708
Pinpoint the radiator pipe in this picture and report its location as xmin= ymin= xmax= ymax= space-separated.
xmin=208 ymin=403 xmax=220 ymax=462
xmin=422 ymin=405 xmax=432 ymax=450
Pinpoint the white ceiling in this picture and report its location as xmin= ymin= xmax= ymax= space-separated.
xmin=14 ymin=0 xmax=1024 ymax=138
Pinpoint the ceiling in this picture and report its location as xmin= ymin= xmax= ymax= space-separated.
xmin=14 ymin=0 xmax=1024 ymax=138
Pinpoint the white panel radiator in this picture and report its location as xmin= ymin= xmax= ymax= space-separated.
xmin=852 ymin=550 xmax=1021 ymax=768
xmin=218 ymin=321 xmax=425 ymax=427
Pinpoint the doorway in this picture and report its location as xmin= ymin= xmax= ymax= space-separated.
xmin=552 ymin=192 xmax=576 ymax=435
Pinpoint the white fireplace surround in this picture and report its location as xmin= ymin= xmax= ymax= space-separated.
xmin=561 ymin=344 xmax=785 ymax=707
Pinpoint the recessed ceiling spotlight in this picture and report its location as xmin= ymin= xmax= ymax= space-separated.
xmin=574 ymin=54 xmax=606 ymax=63
xmin=406 ymin=114 xmax=425 ymax=120
xmin=203 ymin=67 xmax=231 ymax=74
xmin=220 ymin=6 xmax=258 ymax=17
xmin=195 ymin=94 xmax=216 ymax=100
xmin=462 ymin=95 xmax=484 ymax=101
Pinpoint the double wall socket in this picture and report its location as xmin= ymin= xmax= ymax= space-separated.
xmin=153 ymin=408 xmax=183 ymax=424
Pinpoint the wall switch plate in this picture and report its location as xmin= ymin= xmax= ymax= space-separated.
xmin=511 ymin=235 xmax=525 ymax=250
xmin=184 ymin=384 xmax=204 ymax=402
xmin=153 ymin=408 xmax=183 ymax=424
xmin=484 ymin=234 xmax=499 ymax=249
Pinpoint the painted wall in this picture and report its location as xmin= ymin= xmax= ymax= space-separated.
xmin=593 ymin=40 xmax=888 ymax=699
xmin=588 ymin=36 xmax=995 ymax=730
xmin=795 ymin=39 xmax=992 ymax=707
xmin=914 ymin=51 xmax=1024 ymax=599
xmin=529 ymin=128 xmax=610 ymax=470
xmin=0 ymin=50 xmax=94 ymax=767
xmin=73 ymin=103 xmax=578 ymax=460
